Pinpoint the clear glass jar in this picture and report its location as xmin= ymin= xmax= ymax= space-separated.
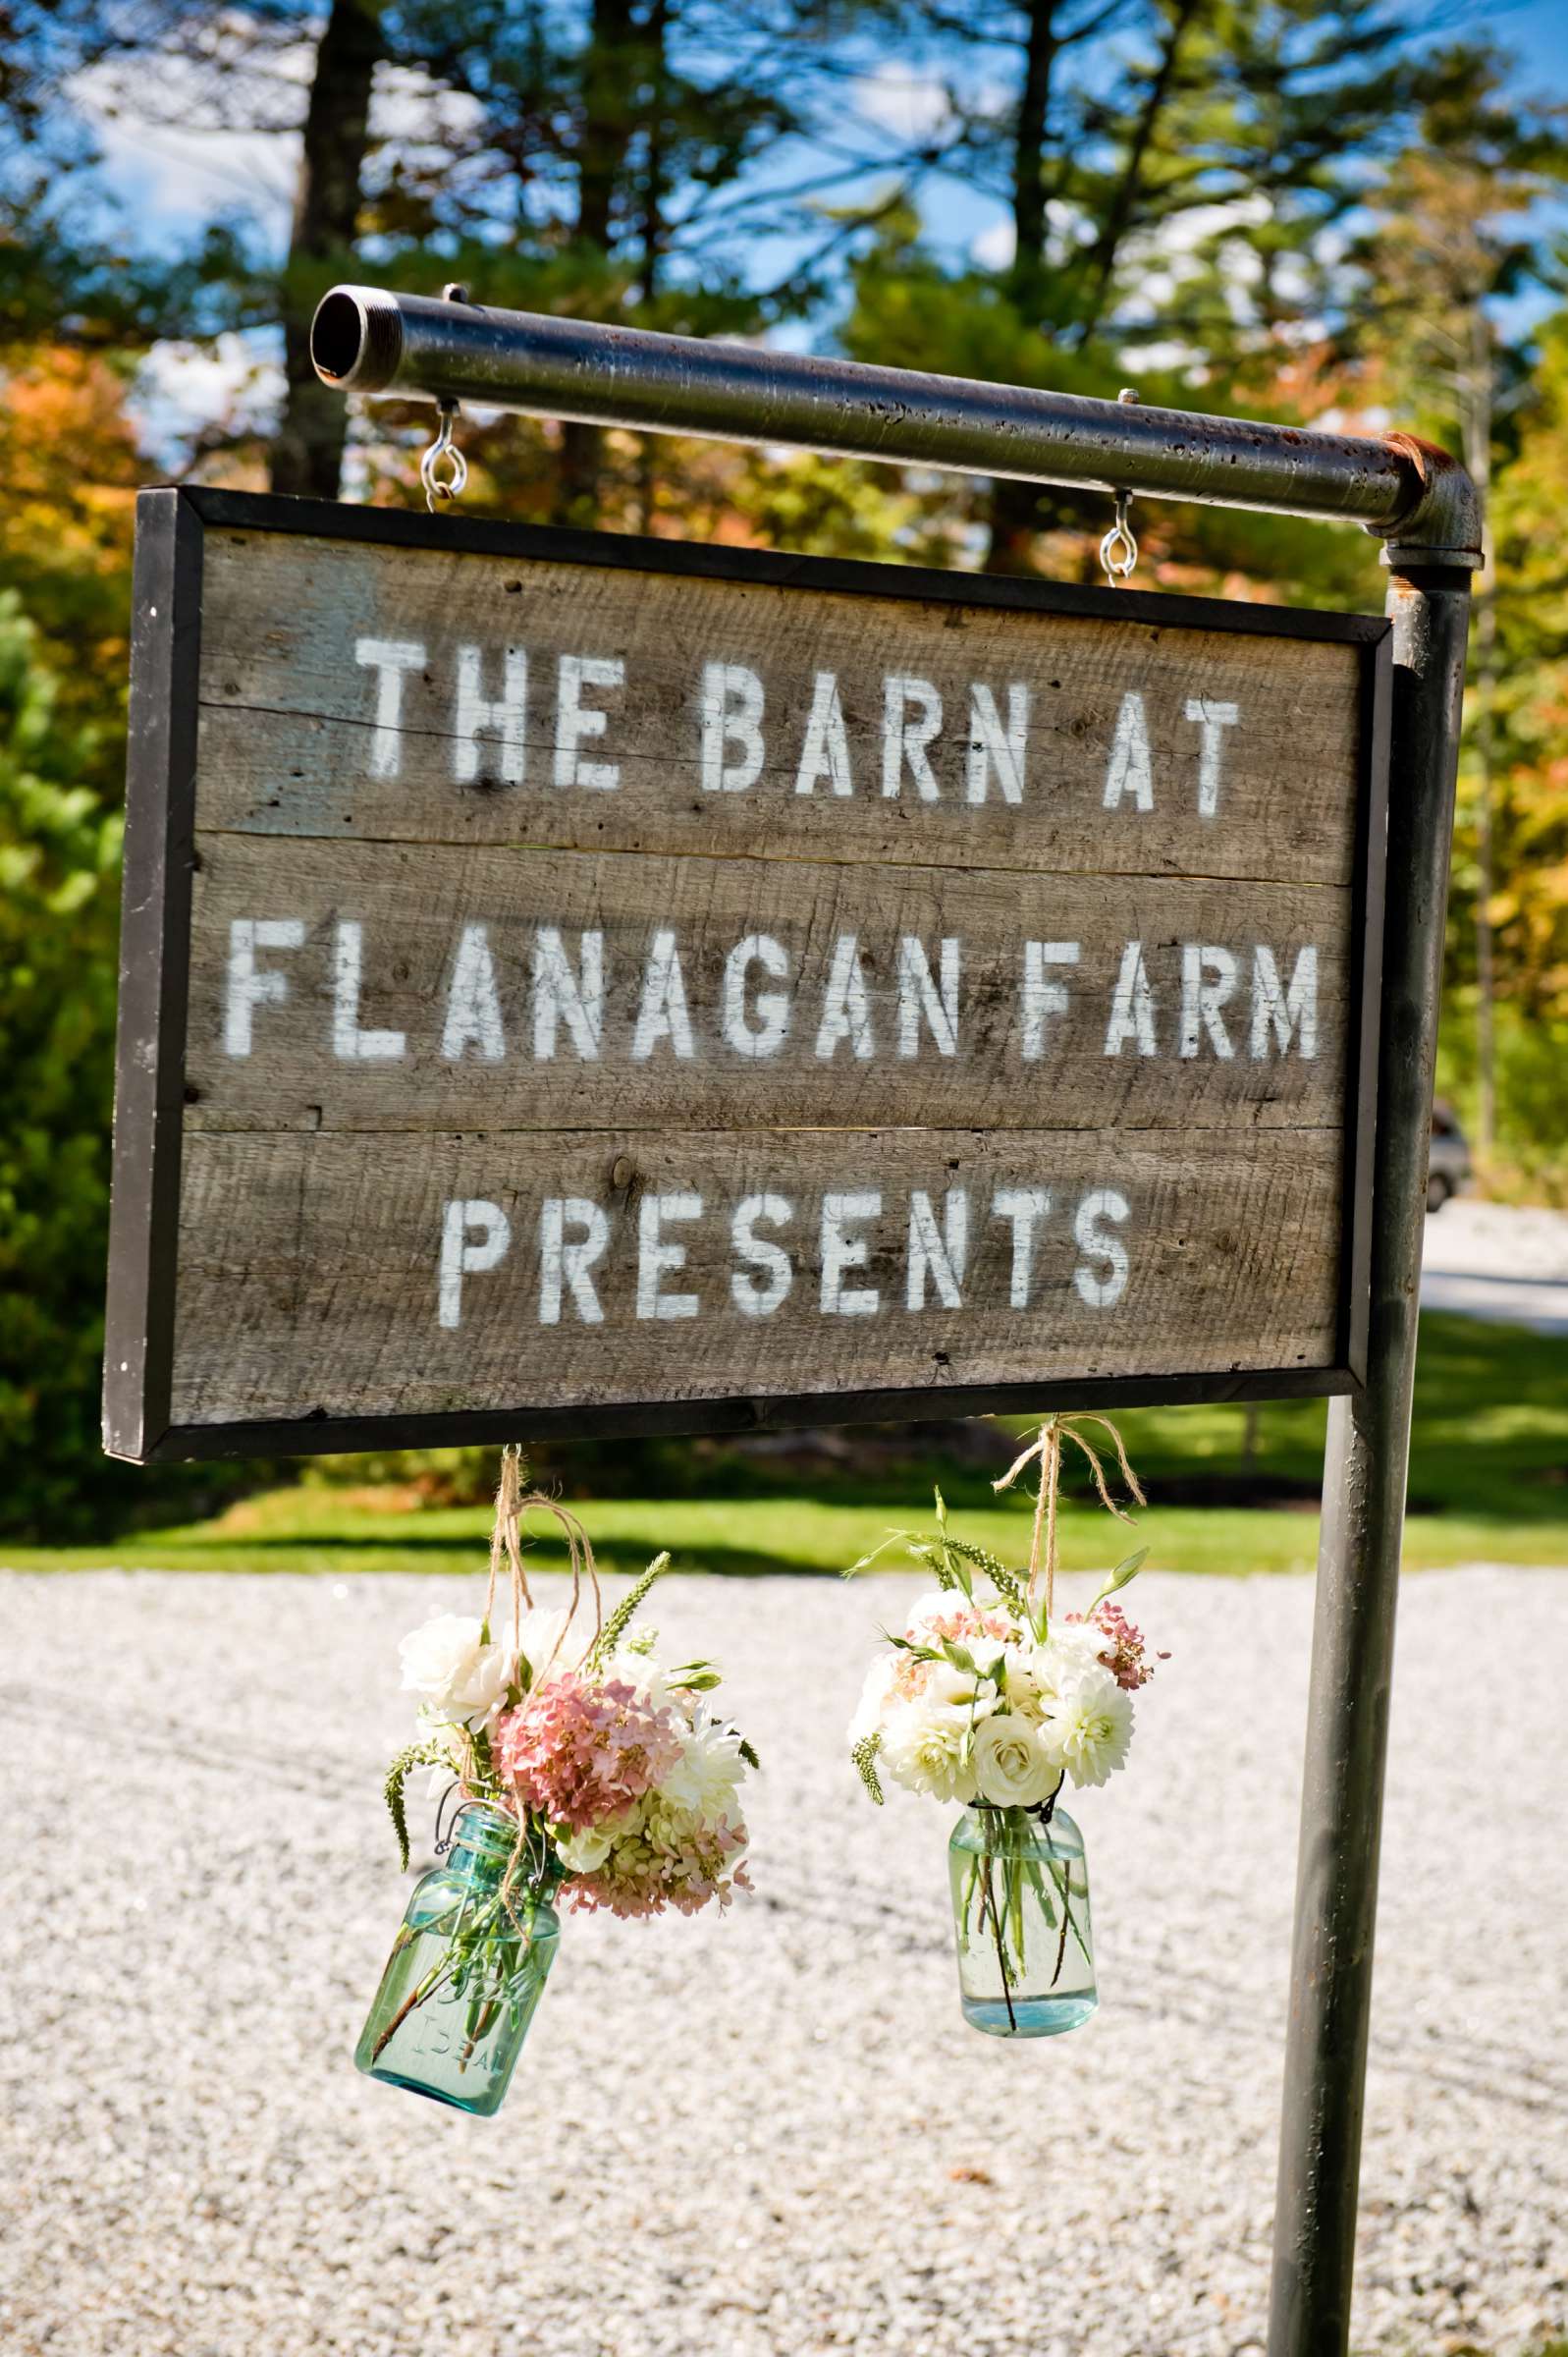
xmin=354 ymin=1803 xmax=562 ymax=2114
xmin=948 ymin=1802 xmax=1097 ymax=2038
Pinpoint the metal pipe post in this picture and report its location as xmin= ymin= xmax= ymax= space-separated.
xmin=1267 ymin=555 xmax=1474 ymax=2357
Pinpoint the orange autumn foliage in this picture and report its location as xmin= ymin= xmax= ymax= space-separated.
xmin=0 ymin=345 xmax=146 ymax=710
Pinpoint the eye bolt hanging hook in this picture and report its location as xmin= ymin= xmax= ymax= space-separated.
xmin=421 ymin=402 xmax=467 ymax=512
xmin=419 ymin=284 xmax=470 ymax=513
xmin=1099 ymin=387 xmax=1141 ymax=587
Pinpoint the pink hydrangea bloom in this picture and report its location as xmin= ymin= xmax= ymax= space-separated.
xmin=1065 ymin=1602 xmax=1163 ymax=1691
xmin=494 ymin=1672 xmax=683 ymax=1833
xmin=568 ymin=1807 xmax=751 ymax=1920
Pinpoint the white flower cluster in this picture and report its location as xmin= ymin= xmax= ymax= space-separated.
xmin=850 ymin=1590 xmax=1135 ymax=1807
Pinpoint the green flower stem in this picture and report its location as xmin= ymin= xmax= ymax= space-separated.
xmin=371 ymin=1946 xmax=461 ymax=2063
xmin=1045 ymin=1854 xmax=1089 ymax=1986
xmin=372 ymin=1881 xmax=553 ymax=2066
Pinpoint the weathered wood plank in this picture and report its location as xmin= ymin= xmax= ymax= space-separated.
xmin=184 ymin=833 xmax=1348 ymax=1133
xmin=106 ymin=493 xmax=1382 ymax=1453
xmin=169 ymin=1124 xmax=1342 ymax=1425
xmin=194 ymin=528 xmax=1364 ymax=886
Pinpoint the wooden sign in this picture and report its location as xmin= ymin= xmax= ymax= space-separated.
xmin=104 ymin=487 xmax=1388 ymax=1460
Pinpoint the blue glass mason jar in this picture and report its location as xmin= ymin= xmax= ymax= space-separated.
xmin=354 ymin=1803 xmax=563 ymax=2114
xmin=948 ymin=1802 xmax=1097 ymax=2038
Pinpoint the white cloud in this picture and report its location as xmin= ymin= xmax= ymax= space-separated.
xmin=372 ymin=62 xmax=485 ymax=147
xmin=68 ymin=46 xmax=484 ymax=257
xmin=1115 ymin=194 xmax=1281 ymax=326
xmin=132 ymin=331 xmax=282 ymax=463
xmin=70 ymin=51 xmax=301 ymax=241
xmin=971 ymin=218 xmax=1015 ymax=270
xmin=854 ymin=63 xmax=954 ymax=143
xmin=1143 ymin=193 xmax=1272 ymax=256
xmin=1119 ymin=338 xmax=1203 ymax=374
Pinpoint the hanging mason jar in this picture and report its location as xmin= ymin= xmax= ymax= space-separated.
xmin=355 ymin=1802 xmax=563 ymax=2114
xmin=948 ymin=1800 xmax=1097 ymax=2037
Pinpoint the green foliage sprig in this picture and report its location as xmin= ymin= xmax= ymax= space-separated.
xmin=383 ymin=1739 xmax=452 ymax=1873
xmin=585 ymin=1550 xmax=671 ymax=1672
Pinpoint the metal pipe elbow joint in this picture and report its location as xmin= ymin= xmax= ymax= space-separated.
xmin=1376 ymin=433 xmax=1484 ymax=571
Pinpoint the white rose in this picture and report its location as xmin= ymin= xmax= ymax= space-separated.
xmin=398 ymin=1614 xmax=511 ymax=1725
xmin=848 ymin=1652 xmax=901 ymax=1744
xmin=1041 ymin=1666 xmax=1134 ymax=1788
xmin=971 ymin=1713 xmax=1060 ymax=1808
xmin=880 ymin=1698 xmax=978 ymax=1804
xmin=1028 ymin=1623 xmax=1111 ymax=1714
xmin=556 ymin=1823 xmax=615 ymax=1874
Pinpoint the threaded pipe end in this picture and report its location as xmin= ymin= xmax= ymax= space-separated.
xmin=310 ymin=288 xmax=403 ymax=392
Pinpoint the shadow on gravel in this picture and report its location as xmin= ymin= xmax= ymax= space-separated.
xmin=203 ymin=1532 xmax=820 ymax=1576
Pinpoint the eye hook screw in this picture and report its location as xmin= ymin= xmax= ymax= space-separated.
xmin=421 ymin=400 xmax=467 ymax=513
xmin=1100 ymin=388 xmax=1141 ymax=587
xmin=1100 ymin=489 xmax=1138 ymax=587
xmin=419 ymin=283 xmax=471 ymax=513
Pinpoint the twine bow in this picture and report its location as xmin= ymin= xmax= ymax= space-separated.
xmin=994 ymin=1414 xmax=1146 ymax=1620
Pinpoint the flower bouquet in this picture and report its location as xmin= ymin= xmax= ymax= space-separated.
xmin=355 ymin=1452 xmax=756 ymax=2114
xmin=846 ymin=1417 xmax=1162 ymax=2039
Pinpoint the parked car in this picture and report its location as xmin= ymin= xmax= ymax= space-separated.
xmin=1428 ymin=1099 xmax=1471 ymax=1211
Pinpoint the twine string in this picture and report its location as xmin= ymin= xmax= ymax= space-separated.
xmin=476 ymin=1447 xmax=606 ymax=1914
xmin=995 ymin=1413 xmax=1145 ymax=1623
xmin=484 ymin=1442 xmax=531 ymax=1645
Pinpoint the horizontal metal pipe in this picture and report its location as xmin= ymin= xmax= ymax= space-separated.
xmin=312 ymin=284 xmax=1480 ymax=554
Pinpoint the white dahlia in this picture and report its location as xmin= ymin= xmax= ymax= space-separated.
xmin=1040 ymin=1666 xmax=1134 ymax=1788
xmin=880 ymin=1699 xmax=978 ymax=1804
xmin=658 ymin=1713 xmax=747 ymax=1819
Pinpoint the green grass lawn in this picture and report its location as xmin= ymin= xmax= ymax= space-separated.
xmin=6 ymin=1313 xmax=1565 ymax=1577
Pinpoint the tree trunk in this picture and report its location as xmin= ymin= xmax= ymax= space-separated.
xmin=1070 ymin=0 xmax=1199 ymax=348
xmin=984 ymin=0 xmax=1056 ymax=576
xmin=271 ymin=0 xmax=384 ymax=502
xmin=556 ymin=0 xmax=637 ymax=526
xmin=635 ymin=0 xmax=670 ymax=532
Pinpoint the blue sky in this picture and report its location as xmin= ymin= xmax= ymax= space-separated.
xmin=81 ymin=1 xmax=1568 ymax=268
xmin=1506 ymin=0 xmax=1568 ymax=88
xmin=73 ymin=0 xmax=1568 ymax=449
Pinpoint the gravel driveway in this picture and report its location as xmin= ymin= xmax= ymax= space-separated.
xmin=1 ymin=1566 xmax=1564 ymax=2357
xmin=1422 ymin=1201 xmax=1568 ymax=1335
